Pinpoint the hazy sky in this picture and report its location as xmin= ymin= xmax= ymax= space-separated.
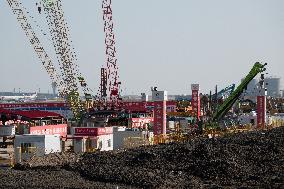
xmin=1 ymin=0 xmax=284 ymax=95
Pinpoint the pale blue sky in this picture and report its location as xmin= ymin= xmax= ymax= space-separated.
xmin=1 ymin=0 xmax=283 ymax=95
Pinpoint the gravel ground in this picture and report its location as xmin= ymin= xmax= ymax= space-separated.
xmin=0 ymin=169 xmax=133 ymax=189
xmin=1 ymin=126 xmax=284 ymax=189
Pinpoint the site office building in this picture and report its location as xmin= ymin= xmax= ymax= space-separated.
xmin=71 ymin=127 xmax=113 ymax=152
xmin=14 ymin=134 xmax=61 ymax=163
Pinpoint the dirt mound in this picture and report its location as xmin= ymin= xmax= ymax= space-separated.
xmin=2 ymin=126 xmax=284 ymax=188
xmin=14 ymin=152 xmax=80 ymax=170
xmin=76 ymin=127 xmax=284 ymax=188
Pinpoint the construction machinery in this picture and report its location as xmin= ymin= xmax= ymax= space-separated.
xmin=42 ymin=0 xmax=122 ymax=120
xmin=212 ymin=62 xmax=267 ymax=123
xmin=41 ymin=0 xmax=93 ymax=121
xmin=7 ymin=0 xmax=90 ymax=122
xmin=6 ymin=0 xmax=66 ymax=95
xmin=100 ymin=0 xmax=121 ymax=108
xmin=7 ymin=0 xmax=123 ymax=124
xmin=7 ymin=0 xmax=86 ymax=121
xmin=217 ymin=84 xmax=235 ymax=99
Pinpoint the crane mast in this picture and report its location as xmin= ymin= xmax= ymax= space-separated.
xmin=42 ymin=0 xmax=92 ymax=120
xmin=102 ymin=0 xmax=120 ymax=108
xmin=6 ymin=0 xmax=65 ymax=95
xmin=7 ymin=0 xmax=121 ymax=121
xmin=42 ymin=0 xmax=92 ymax=96
xmin=41 ymin=0 xmax=78 ymax=90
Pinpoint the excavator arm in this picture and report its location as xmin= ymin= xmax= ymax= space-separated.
xmin=212 ymin=62 xmax=267 ymax=121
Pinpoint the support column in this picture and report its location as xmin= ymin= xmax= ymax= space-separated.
xmin=191 ymin=84 xmax=200 ymax=119
xmin=152 ymin=90 xmax=167 ymax=135
xmin=257 ymin=88 xmax=267 ymax=129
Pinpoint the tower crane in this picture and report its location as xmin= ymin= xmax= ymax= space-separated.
xmin=6 ymin=0 xmax=66 ymax=95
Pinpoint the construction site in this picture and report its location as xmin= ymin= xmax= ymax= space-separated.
xmin=0 ymin=0 xmax=284 ymax=188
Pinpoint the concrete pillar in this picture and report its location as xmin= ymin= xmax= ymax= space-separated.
xmin=191 ymin=84 xmax=200 ymax=119
xmin=257 ymin=88 xmax=267 ymax=129
xmin=152 ymin=90 xmax=167 ymax=135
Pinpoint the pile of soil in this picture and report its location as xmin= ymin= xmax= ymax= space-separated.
xmin=1 ymin=126 xmax=283 ymax=188
xmin=14 ymin=152 xmax=80 ymax=170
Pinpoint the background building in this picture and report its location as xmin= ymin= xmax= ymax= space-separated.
xmin=243 ymin=78 xmax=259 ymax=97
xmin=242 ymin=76 xmax=282 ymax=98
xmin=264 ymin=77 xmax=281 ymax=97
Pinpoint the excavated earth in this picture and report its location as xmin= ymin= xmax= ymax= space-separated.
xmin=0 ymin=126 xmax=284 ymax=189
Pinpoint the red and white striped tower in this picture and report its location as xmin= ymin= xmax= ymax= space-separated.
xmin=152 ymin=90 xmax=167 ymax=135
xmin=257 ymin=88 xmax=267 ymax=129
xmin=191 ymin=84 xmax=200 ymax=119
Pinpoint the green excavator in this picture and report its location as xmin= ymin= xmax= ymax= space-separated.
xmin=209 ymin=62 xmax=267 ymax=127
